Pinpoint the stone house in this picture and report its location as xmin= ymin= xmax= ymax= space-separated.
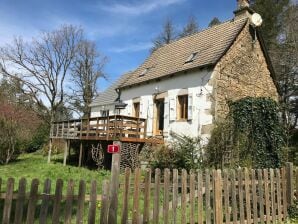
xmin=90 ymin=0 xmax=279 ymax=143
xmin=50 ymin=0 xmax=280 ymax=168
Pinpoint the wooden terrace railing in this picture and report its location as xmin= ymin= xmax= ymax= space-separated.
xmin=50 ymin=115 xmax=147 ymax=142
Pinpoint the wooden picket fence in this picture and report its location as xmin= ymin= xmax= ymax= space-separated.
xmin=113 ymin=164 xmax=296 ymax=224
xmin=0 ymin=178 xmax=100 ymax=224
xmin=0 ymin=163 xmax=296 ymax=224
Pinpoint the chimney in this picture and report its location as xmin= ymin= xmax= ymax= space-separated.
xmin=234 ymin=0 xmax=254 ymax=19
xmin=237 ymin=0 xmax=250 ymax=9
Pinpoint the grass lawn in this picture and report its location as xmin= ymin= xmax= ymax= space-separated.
xmin=0 ymin=152 xmax=110 ymax=194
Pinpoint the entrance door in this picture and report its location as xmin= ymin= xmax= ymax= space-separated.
xmin=154 ymin=99 xmax=164 ymax=135
xmin=133 ymin=102 xmax=140 ymax=118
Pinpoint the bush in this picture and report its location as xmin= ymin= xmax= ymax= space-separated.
xmin=26 ymin=123 xmax=50 ymax=152
xmin=204 ymin=120 xmax=236 ymax=169
xmin=149 ymin=145 xmax=177 ymax=170
xmin=288 ymin=200 xmax=298 ymax=222
xmin=0 ymin=118 xmax=21 ymax=164
xmin=0 ymin=100 xmax=42 ymax=164
xmin=143 ymin=134 xmax=203 ymax=171
xmin=171 ymin=134 xmax=203 ymax=170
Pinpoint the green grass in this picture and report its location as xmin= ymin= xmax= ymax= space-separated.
xmin=0 ymin=152 xmax=111 ymax=223
xmin=0 ymin=152 xmax=110 ymax=194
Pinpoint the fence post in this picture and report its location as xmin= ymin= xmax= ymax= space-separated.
xmin=286 ymin=162 xmax=294 ymax=206
xmin=2 ymin=178 xmax=14 ymax=224
xmin=121 ymin=168 xmax=131 ymax=224
xmin=100 ymin=180 xmax=110 ymax=224
xmin=213 ymin=170 xmax=223 ymax=224
xmin=108 ymin=153 xmax=120 ymax=224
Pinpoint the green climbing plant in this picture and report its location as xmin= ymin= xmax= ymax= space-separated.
xmin=206 ymin=97 xmax=285 ymax=169
xmin=230 ymin=97 xmax=285 ymax=168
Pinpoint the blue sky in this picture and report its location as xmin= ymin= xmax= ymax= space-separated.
xmin=0 ymin=0 xmax=237 ymax=91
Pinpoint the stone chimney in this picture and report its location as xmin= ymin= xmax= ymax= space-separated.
xmin=237 ymin=0 xmax=250 ymax=9
xmin=234 ymin=0 xmax=254 ymax=19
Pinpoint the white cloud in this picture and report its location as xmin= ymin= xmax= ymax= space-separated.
xmin=108 ymin=42 xmax=152 ymax=53
xmin=87 ymin=24 xmax=137 ymax=39
xmin=100 ymin=0 xmax=185 ymax=15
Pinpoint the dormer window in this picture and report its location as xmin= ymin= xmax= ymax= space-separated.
xmin=185 ymin=52 xmax=198 ymax=64
xmin=139 ymin=68 xmax=149 ymax=77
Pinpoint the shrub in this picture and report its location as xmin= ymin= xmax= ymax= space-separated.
xmin=288 ymin=200 xmax=298 ymax=222
xmin=149 ymin=144 xmax=177 ymax=170
xmin=143 ymin=133 xmax=203 ymax=171
xmin=0 ymin=118 xmax=20 ymax=163
xmin=26 ymin=123 xmax=50 ymax=152
xmin=170 ymin=133 xmax=203 ymax=170
xmin=204 ymin=120 xmax=236 ymax=169
xmin=0 ymin=100 xmax=41 ymax=164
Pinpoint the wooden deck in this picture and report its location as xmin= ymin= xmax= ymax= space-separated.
xmin=50 ymin=115 xmax=163 ymax=143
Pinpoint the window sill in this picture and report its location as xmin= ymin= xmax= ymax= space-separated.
xmin=176 ymin=119 xmax=188 ymax=122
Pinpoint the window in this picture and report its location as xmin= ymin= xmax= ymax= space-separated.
xmin=133 ymin=102 xmax=140 ymax=118
xmin=185 ymin=52 xmax=198 ymax=64
xmin=139 ymin=68 xmax=149 ymax=77
xmin=101 ymin=110 xmax=109 ymax=117
xmin=177 ymin=95 xmax=188 ymax=120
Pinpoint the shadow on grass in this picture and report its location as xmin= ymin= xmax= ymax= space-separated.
xmin=51 ymin=151 xmax=111 ymax=171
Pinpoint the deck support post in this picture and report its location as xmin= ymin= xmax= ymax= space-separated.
xmin=47 ymin=139 xmax=52 ymax=163
xmin=79 ymin=141 xmax=83 ymax=167
xmin=63 ymin=140 xmax=69 ymax=166
xmin=68 ymin=141 xmax=71 ymax=157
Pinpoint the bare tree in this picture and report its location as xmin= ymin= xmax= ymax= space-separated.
xmin=179 ymin=16 xmax=199 ymax=38
xmin=0 ymin=25 xmax=83 ymax=123
xmin=69 ymin=40 xmax=107 ymax=117
xmin=151 ymin=18 xmax=177 ymax=52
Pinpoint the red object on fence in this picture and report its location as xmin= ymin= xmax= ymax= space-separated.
xmin=107 ymin=144 xmax=120 ymax=153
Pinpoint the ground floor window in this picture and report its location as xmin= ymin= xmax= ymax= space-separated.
xmin=177 ymin=95 xmax=188 ymax=120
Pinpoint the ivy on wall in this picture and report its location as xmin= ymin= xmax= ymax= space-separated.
xmin=230 ymin=97 xmax=284 ymax=168
xmin=206 ymin=97 xmax=285 ymax=169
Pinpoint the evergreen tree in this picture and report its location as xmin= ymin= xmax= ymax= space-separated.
xmin=251 ymin=0 xmax=297 ymax=143
xmin=251 ymin=0 xmax=290 ymax=47
xmin=208 ymin=17 xmax=221 ymax=27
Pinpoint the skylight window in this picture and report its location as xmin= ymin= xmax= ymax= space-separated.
xmin=185 ymin=52 xmax=198 ymax=64
xmin=139 ymin=68 xmax=149 ymax=77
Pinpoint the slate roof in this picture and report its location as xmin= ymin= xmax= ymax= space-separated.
xmin=120 ymin=17 xmax=248 ymax=88
xmin=90 ymin=72 xmax=132 ymax=107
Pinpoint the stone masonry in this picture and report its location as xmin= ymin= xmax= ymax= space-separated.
xmin=211 ymin=22 xmax=279 ymax=120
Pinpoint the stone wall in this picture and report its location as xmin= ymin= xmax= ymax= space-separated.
xmin=211 ymin=22 xmax=279 ymax=120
